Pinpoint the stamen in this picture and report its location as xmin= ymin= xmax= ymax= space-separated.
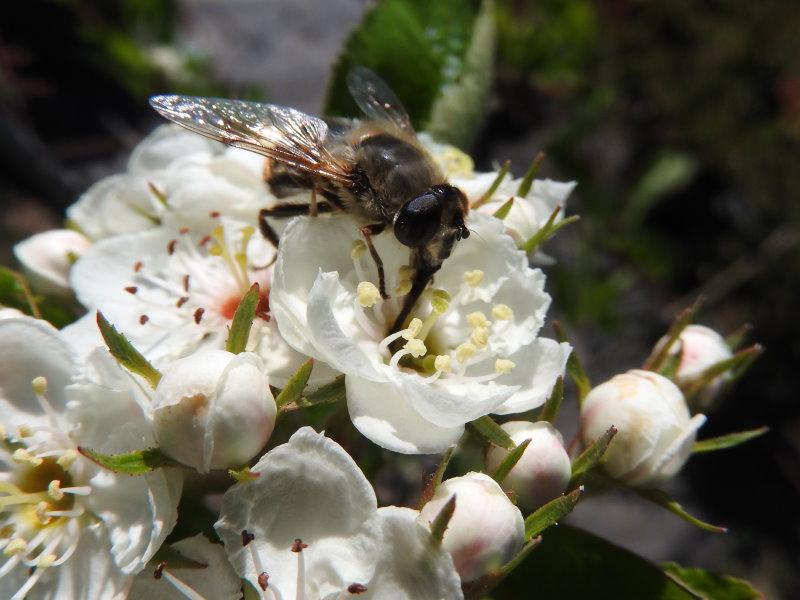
xmin=36 ymin=554 xmax=56 ymax=568
xmin=3 ymin=539 xmax=26 ymax=557
xmin=394 ymin=279 xmax=412 ymax=296
xmin=356 ymin=282 xmax=381 ymax=308
xmin=491 ymin=304 xmax=513 ymax=320
xmin=429 ymin=289 xmax=451 ymax=314
xmin=348 ymin=584 xmax=368 ymax=595
xmin=194 ymin=308 xmax=205 ymax=324
xmin=242 ymin=530 xmax=268 ymax=599
xmin=350 ymin=240 xmax=367 ymax=260
xmin=455 ymin=343 xmax=477 ymax=364
xmin=139 ymin=315 xmax=150 ymax=325
xmin=390 ymin=338 xmax=427 ymax=369
xmin=31 ymin=376 xmax=47 ymax=396
xmin=48 ymin=480 xmax=63 ymax=501
xmin=466 ymin=312 xmax=490 ymax=329
xmin=35 ymin=501 xmax=52 ymax=524
xmin=352 ymin=299 xmax=384 ymax=341
xmin=16 ymin=424 xmax=32 ymax=438
xmin=495 ymin=359 xmax=515 ymax=374
xmin=11 ymin=449 xmax=41 ymax=466
xmin=378 ymin=318 xmax=422 ymax=356
xmin=471 ymin=327 xmax=489 ymax=349
xmin=160 ymin=568 xmax=209 ymax=600
xmin=258 ymin=572 xmax=269 ymax=591
xmin=60 ymin=485 xmax=91 ymax=496
xmin=56 ymin=450 xmax=78 ymax=469
xmin=398 ymin=265 xmax=415 ymax=280
xmin=463 ymin=270 xmax=484 ymax=287
xmin=292 ymin=539 xmax=307 ymax=600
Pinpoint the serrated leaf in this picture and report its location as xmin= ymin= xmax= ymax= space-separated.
xmin=634 ymin=487 xmax=727 ymax=533
xmin=96 ymin=311 xmax=161 ymax=387
xmin=538 ymin=376 xmax=563 ymax=423
xmin=552 ymin=321 xmax=591 ymax=404
xmin=692 ymin=427 xmax=768 ymax=454
xmin=225 ymin=283 xmax=260 ymax=354
xmin=524 ymin=486 xmax=583 ymax=540
xmin=468 ymin=415 xmax=515 ymax=449
xmin=325 ymin=0 xmax=493 ymax=149
xmin=78 ymin=446 xmax=179 ymax=475
xmin=419 ymin=444 xmax=456 ymax=507
xmin=492 ymin=196 xmax=515 ymax=219
xmin=429 ymin=495 xmax=456 ymax=543
xmin=275 ymin=358 xmax=314 ymax=410
xmin=568 ymin=426 xmax=617 ymax=488
xmin=663 ymin=563 xmax=764 ymax=599
xmin=490 ymin=438 xmax=530 ymax=485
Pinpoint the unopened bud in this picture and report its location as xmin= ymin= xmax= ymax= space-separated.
xmin=13 ymin=229 xmax=92 ymax=296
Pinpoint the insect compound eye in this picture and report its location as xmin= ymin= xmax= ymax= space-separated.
xmin=393 ymin=192 xmax=444 ymax=247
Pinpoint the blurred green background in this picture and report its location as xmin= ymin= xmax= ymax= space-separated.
xmin=1 ymin=1 xmax=798 ymax=597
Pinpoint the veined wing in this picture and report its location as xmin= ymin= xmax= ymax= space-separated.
xmin=149 ymin=95 xmax=352 ymax=185
xmin=346 ymin=66 xmax=414 ymax=133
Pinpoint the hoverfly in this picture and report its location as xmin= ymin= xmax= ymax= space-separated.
xmin=149 ymin=67 xmax=470 ymax=334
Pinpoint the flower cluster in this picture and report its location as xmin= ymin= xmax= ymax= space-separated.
xmin=2 ymin=124 xmax=761 ymax=598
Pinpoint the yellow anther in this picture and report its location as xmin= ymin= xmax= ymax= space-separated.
xmin=12 ymin=448 xmax=42 ymax=466
xmin=398 ymin=265 xmax=416 ymax=280
xmin=434 ymin=355 xmax=452 ymax=373
xmin=211 ymin=225 xmax=225 ymax=241
xmin=208 ymin=244 xmax=224 ymax=256
xmin=0 ymin=424 xmax=5 ymax=438
xmin=471 ymin=327 xmax=489 ymax=348
xmin=241 ymin=225 xmax=255 ymax=237
xmin=351 ymin=240 xmax=367 ymax=260
xmin=17 ymin=424 xmax=32 ymax=438
xmin=402 ymin=318 xmax=424 ymax=340
xmin=35 ymin=501 xmax=51 ymax=524
xmin=357 ymin=281 xmax=381 ymax=307
xmin=492 ymin=304 xmax=514 ymax=320
xmin=466 ymin=311 xmax=490 ymax=329
xmin=455 ymin=342 xmax=477 ymax=363
xmin=4 ymin=538 xmax=27 ymax=556
xmin=463 ymin=270 xmax=484 ymax=287
xmin=31 ymin=376 xmax=48 ymax=396
xmin=495 ymin=359 xmax=516 ymax=374
xmin=37 ymin=553 xmax=57 ymax=568
xmin=395 ymin=279 xmax=412 ymax=296
xmin=403 ymin=338 xmax=427 ymax=358
xmin=430 ymin=289 xmax=451 ymax=314
xmin=48 ymin=480 xmax=63 ymax=501
xmin=57 ymin=449 xmax=78 ymax=469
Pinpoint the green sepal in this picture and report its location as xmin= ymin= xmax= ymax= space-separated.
xmin=682 ymin=344 xmax=763 ymax=400
xmin=521 ymin=209 xmax=580 ymax=254
xmin=552 ymin=321 xmax=591 ymax=404
xmin=492 ymin=196 xmax=515 ymax=220
xmin=472 ymin=159 xmax=511 ymax=208
xmin=228 ymin=466 xmax=260 ymax=483
xmin=634 ymin=487 xmax=727 ymax=533
xmin=490 ymin=438 xmax=530 ymax=484
xmin=658 ymin=340 xmax=684 ymax=378
xmin=642 ymin=299 xmax=701 ymax=371
xmin=78 ymin=446 xmax=180 ymax=475
xmin=0 ymin=265 xmax=41 ymax=318
xmin=96 ymin=311 xmax=161 ymax=388
xmin=568 ymin=426 xmax=617 ymax=489
xmin=538 ymin=376 xmax=564 ymax=423
xmin=724 ymin=323 xmax=752 ymax=352
xmin=663 ymin=562 xmax=763 ymax=599
xmin=515 ymin=151 xmax=545 ymax=197
xmin=225 ymin=283 xmax=260 ymax=354
xmin=524 ymin=486 xmax=583 ymax=540
xmin=468 ymin=415 xmax=515 ymax=449
xmin=419 ymin=444 xmax=456 ymax=507
xmin=429 ymin=494 xmax=456 ymax=543
xmin=692 ymin=427 xmax=768 ymax=454
xmin=275 ymin=358 xmax=315 ymax=410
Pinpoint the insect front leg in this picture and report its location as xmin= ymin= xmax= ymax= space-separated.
xmin=259 ymin=201 xmax=334 ymax=248
xmin=360 ymin=223 xmax=390 ymax=300
xmin=389 ymin=262 xmax=438 ymax=336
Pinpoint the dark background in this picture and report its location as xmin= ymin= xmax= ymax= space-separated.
xmin=1 ymin=1 xmax=798 ymax=597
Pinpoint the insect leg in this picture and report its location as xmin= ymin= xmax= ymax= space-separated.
xmin=259 ymin=201 xmax=333 ymax=248
xmin=389 ymin=264 xmax=438 ymax=335
xmin=360 ymin=223 xmax=389 ymax=300
xmin=309 ymin=185 xmax=319 ymax=217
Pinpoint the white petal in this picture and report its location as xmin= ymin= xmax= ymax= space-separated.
xmin=492 ymin=339 xmax=572 ymax=414
xmin=214 ymin=427 xmax=380 ymax=598
xmin=346 ymin=376 xmax=464 ymax=454
xmin=128 ymin=534 xmax=241 ymax=600
xmin=360 ymin=507 xmax=463 ymax=600
xmin=128 ymin=124 xmax=217 ymax=174
xmin=13 ymin=229 xmax=92 ymax=295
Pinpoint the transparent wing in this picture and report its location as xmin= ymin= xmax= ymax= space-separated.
xmin=149 ymin=95 xmax=352 ymax=184
xmin=346 ymin=66 xmax=414 ymax=133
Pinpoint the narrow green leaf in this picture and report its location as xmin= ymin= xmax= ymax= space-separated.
xmin=568 ymin=426 xmax=617 ymax=489
xmin=683 ymin=344 xmax=763 ymax=400
xmin=96 ymin=311 xmax=161 ymax=387
xmin=658 ymin=341 xmax=684 ymax=378
xmin=553 ymin=321 xmax=591 ymax=404
xmin=692 ymin=427 xmax=768 ymax=454
xmin=225 ymin=283 xmax=260 ymax=354
xmin=643 ymin=299 xmax=702 ymax=371
xmin=430 ymin=495 xmax=456 ymax=543
xmin=472 ymin=160 xmax=511 ymax=208
xmin=275 ymin=358 xmax=315 ymax=410
xmin=492 ymin=196 xmax=515 ymax=220
xmin=490 ymin=438 xmax=530 ymax=484
xmin=419 ymin=444 xmax=456 ymax=507
xmin=725 ymin=324 xmax=752 ymax=352
xmin=538 ymin=376 xmax=564 ymax=423
xmin=663 ymin=562 xmax=764 ymax=599
xmin=78 ymin=446 xmax=179 ymax=475
xmin=516 ymin=151 xmax=545 ymax=197
xmin=468 ymin=415 xmax=515 ymax=450
xmin=524 ymin=486 xmax=583 ymax=540
xmin=634 ymin=488 xmax=727 ymax=533
xmin=522 ymin=212 xmax=580 ymax=254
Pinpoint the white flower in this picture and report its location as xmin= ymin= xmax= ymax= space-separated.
xmin=0 ymin=317 xmax=181 ymax=600
xmin=0 ymin=308 xmax=26 ymax=320
xmin=214 ymin=427 xmax=462 ymax=600
xmin=656 ymin=324 xmax=734 ymax=407
xmin=581 ymin=369 xmax=706 ymax=486
xmin=271 ymin=212 xmax=571 ymax=454
xmin=419 ymin=472 xmax=524 ymax=582
xmin=485 ymin=421 xmax=571 ymax=510
xmin=128 ymin=534 xmax=241 ymax=600
xmin=13 ymin=229 xmax=92 ymax=296
xmin=152 ymin=350 xmax=276 ymax=473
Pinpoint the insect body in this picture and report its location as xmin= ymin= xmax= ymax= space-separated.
xmin=149 ymin=67 xmax=469 ymax=334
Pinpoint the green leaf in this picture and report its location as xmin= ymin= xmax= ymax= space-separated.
xmin=0 ymin=266 xmax=41 ymax=318
xmin=429 ymin=495 xmax=456 ymax=543
xmin=516 ymin=151 xmax=545 ymax=197
xmin=663 ymin=563 xmax=764 ymax=600
xmin=275 ymin=358 xmax=315 ymax=410
xmin=634 ymin=487 xmax=727 ymax=533
xmin=78 ymin=446 xmax=179 ymax=475
xmin=491 ymin=196 xmax=515 ymax=220
xmin=488 ymin=525 xmax=697 ymax=600
xmin=225 ymin=283 xmax=260 ymax=354
xmin=538 ymin=376 xmax=564 ymax=423
xmin=642 ymin=300 xmax=701 ymax=371
xmin=524 ymin=486 xmax=583 ymax=540
xmin=325 ymin=0 xmax=493 ymax=149
xmin=419 ymin=444 xmax=456 ymax=507
xmin=568 ymin=426 xmax=617 ymax=489
xmin=725 ymin=324 xmax=752 ymax=352
xmin=490 ymin=438 xmax=530 ymax=484
xmin=96 ymin=311 xmax=161 ymax=387
xmin=468 ymin=415 xmax=515 ymax=449
xmin=692 ymin=427 xmax=768 ymax=454
xmin=552 ymin=321 xmax=591 ymax=404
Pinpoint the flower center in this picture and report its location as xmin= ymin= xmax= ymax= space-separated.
xmin=219 ymin=287 xmax=271 ymax=321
